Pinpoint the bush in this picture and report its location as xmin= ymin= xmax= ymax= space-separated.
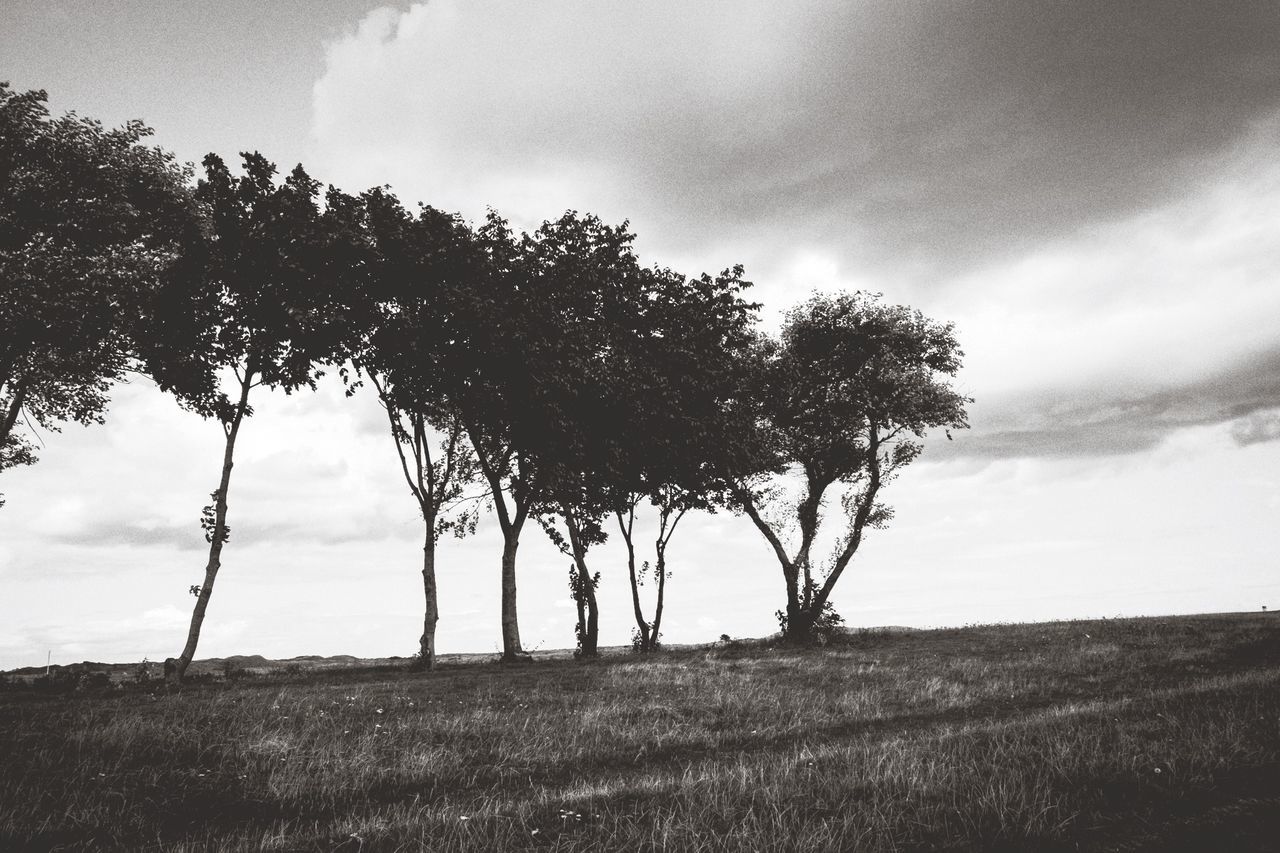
xmin=776 ymin=601 xmax=846 ymax=644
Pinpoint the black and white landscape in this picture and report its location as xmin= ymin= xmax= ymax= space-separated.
xmin=2 ymin=2 xmax=1278 ymax=850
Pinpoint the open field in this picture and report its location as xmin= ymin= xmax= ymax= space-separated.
xmin=2 ymin=613 xmax=1278 ymax=851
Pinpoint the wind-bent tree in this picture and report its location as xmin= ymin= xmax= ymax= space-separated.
xmin=522 ymin=213 xmax=654 ymax=658
xmin=730 ymin=291 xmax=969 ymax=644
xmin=161 ymin=153 xmax=357 ymax=683
xmin=613 ymin=265 xmax=760 ymax=652
xmin=351 ymin=188 xmax=482 ymax=669
xmin=0 ymin=84 xmax=196 ymax=502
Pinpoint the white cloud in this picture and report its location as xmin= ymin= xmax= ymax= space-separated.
xmin=6 ymin=1 xmax=1280 ymax=669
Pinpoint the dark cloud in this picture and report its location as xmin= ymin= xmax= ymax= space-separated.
xmin=53 ymin=521 xmax=203 ymax=551
xmin=319 ymin=1 xmax=1280 ymax=278
xmin=677 ymin=1 xmax=1280 ymax=271
xmin=943 ymin=345 xmax=1280 ymax=459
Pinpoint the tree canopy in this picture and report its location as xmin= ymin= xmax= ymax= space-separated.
xmin=730 ymin=291 xmax=970 ymax=642
xmin=160 ymin=152 xmax=371 ymax=682
xmin=3 ymin=82 xmax=974 ymax=660
xmin=0 ymin=83 xmax=197 ymax=496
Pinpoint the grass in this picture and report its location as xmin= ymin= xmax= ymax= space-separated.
xmin=1 ymin=613 xmax=1278 ymax=851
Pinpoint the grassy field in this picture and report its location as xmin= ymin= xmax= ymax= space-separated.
xmin=1 ymin=613 xmax=1277 ymax=851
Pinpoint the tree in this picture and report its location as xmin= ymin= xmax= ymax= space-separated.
xmin=350 ymin=188 xmax=482 ymax=670
xmin=522 ymin=212 xmax=652 ymax=658
xmin=611 ymin=265 xmax=760 ymax=652
xmin=423 ymin=210 xmax=646 ymax=660
xmin=527 ymin=252 xmax=761 ymax=657
xmin=614 ymin=486 xmax=688 ymax=653
xmin=729 ymin=291 xmax=969 ymax=644
xmin=0 ymin=84 xmax=197 ymax=503
xmin=383 ymin=210 xmax=543 ymax=661
xmin=158 ymin=152 xmax=359 ymax=683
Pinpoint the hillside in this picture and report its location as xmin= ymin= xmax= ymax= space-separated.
xmin=1 ymin=612 xmax=1277 ymax=851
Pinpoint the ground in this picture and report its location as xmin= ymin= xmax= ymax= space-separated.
xmin=1 ymin=612 xmax=1277 ymax=851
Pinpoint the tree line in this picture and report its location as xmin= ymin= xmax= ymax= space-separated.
xmin=1 ymin=85 xmax=970 ymax=683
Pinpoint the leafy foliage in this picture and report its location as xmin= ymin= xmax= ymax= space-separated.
xmin=731 ymin=291 xmax=970 ymax=643
xmin=0 ymin=83 xmax=198 ymax=491
xmin=158 ymin=152 xmax=370 ymax=682
xmin=199 ymin=491 xmax=230 ymax=544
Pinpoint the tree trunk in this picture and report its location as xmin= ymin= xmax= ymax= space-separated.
xmin=500 ymin=528 xmax=529 ymax=661
xmin=618 ymin=507 xmax=653 ymax=652
xmin=418 ymin=530 xmax=438 ymax=670
xmin=795 ymin=474 xmax=823 ymax=610
xmin=169 ymin=370 xmax=252 ymax=684
xmin=0 ymin=377 xmax=28 ymax=447
xmin=781 ymin=561 xmax=809 ymax=645
xmin=736 ymin=485 xmax=805 ymax=642
xmin=469 ymin=436 xmax=530 ymax=664
xmin=573 ymin=573 xmax=588 ymax=650
xmin=784 ymin=602 xmax=814 ymax=645
xmin=808 ymin=428 xmax=885 ymax=623
xmin=650 ymin=535 xmax=668 ymax=652
xmin=563 ymin=507 xmax=599 ymax=657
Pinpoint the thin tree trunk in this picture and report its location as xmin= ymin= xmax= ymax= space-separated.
xmin=647 ymin=501 xmax=686 ymax=652
xmin=373 ymin=386 xmax=443 ymax=674
xmin=737 ymin=481 xmax=793 ymax=614
xmin=795 ymin=472 xmax=823 ymax=610
xmin=617 ymin=505 xmax=652 ymax=652
xmin=573 ymin=574 xmax=587 ymax=650
xmin=419 ymin=530 xmax=438 ymax=670
xmin=651 ymin=535 xmax=667 ymax=650
xmin=470 ymin=436 xmax=530 ymax=663
xmin=563 ymin=506 xmax=599 ymax=658
xmin=808 ymin=427 xmax=883 ymax=620
xmin=169 ymin=368 xmax=253 ymax=684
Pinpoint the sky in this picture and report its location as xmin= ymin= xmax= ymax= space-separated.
xmin=2 ymin=0 xmax=1279 ymax=669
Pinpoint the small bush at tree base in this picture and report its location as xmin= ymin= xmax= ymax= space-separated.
xmin=776 ymin=600 xmax=846 ymax=643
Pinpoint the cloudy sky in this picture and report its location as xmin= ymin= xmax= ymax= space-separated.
xmin=3 ymin=0 xmax=1279 ymax=669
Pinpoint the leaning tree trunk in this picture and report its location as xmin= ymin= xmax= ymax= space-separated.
xmin=618 ymin=507 xmax=653 ymax=652
xmin=0 ymin=377 xmax=28 ymax=447
xmin=649 ymin=536 xmax=669 ymax=652
xmin=169 ymin=370 xmax=253 ymax=684
xmin=418 ymin=530 xmax=439 ymax=670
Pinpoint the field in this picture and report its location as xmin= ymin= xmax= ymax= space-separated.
xmin=2 ymin=613 xmax=1278 ymax=851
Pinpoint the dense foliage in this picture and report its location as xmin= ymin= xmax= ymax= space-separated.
xmin=2 ymin=85 xmax=969 ymax=673
xmin=0 ymin=83 xmax=197 ymax=501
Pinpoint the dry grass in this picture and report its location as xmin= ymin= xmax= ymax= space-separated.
xmin=2 ymin=613 xmax=1278 ymax=851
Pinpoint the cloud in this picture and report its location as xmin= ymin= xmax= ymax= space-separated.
xmin=49 ymin=520 xmax=204 ymax=551
xmin=312 ymin=1 xmax=1280 ymax=280
xmin=1231 ymin=409 xmax=1280 ymax=447
xmin=944 ymin=347 xmax=1280 ymax=459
